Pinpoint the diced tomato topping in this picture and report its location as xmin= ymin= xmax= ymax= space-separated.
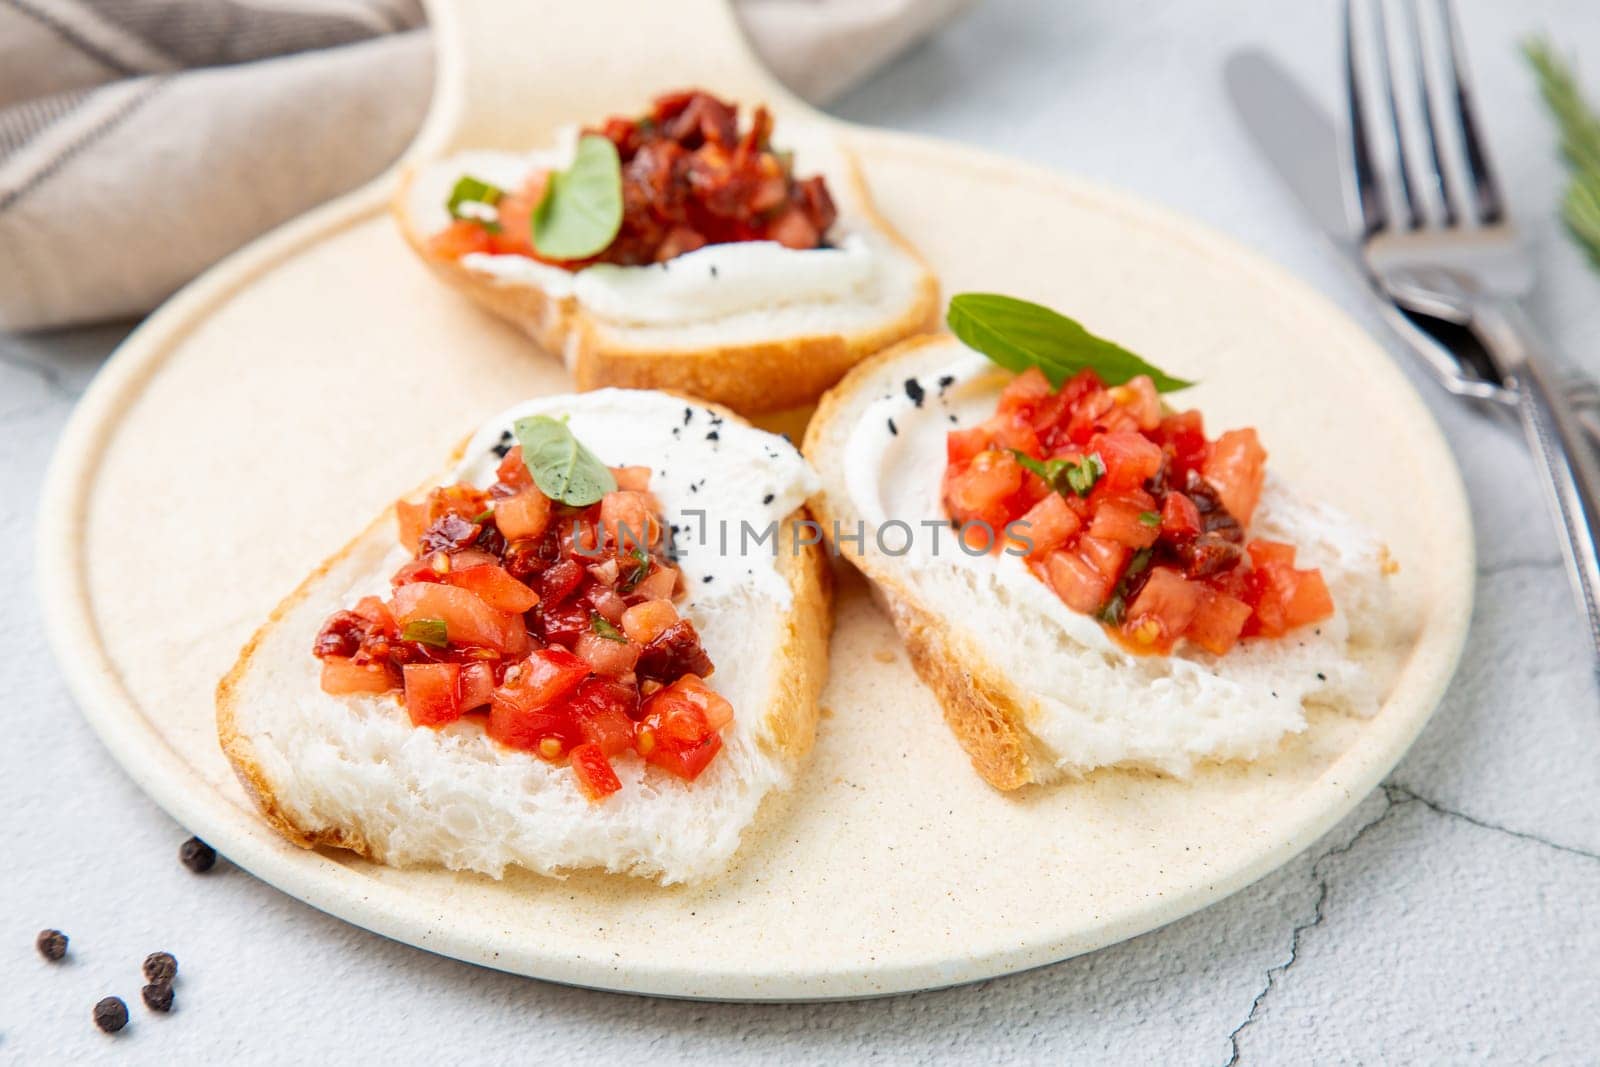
xmin=444 ymin=563 xmax=539 ymax=614
xmin=636 ymin=676 xmax=727 ymax=781
xmin=945 ymin=366 xmax=1335 ymax=654
xmin=492 ymin=488 xmax=550 ymax=541
xmin=1089 ymin=431 xmax=1164 ymax=492
xmin=1121 ymin=568 xmax=1201 ymax=654
xmin=427 ymin=219 xmax=495 ymax=260
xmin=944 ymin=449 xmax=1024 ymax=533
xmin=621 ymin=598 xmax=679 ymax=644
xmin=459 ymin=661 xmax=496 ymax=711
xmin=319 ymin=657 xmax=395 ymax=695
xmin=1187 ymin=588 xmax=1254 ymax=655
xmin=564 ymin=678 xmax=640 ymax=757
xmin=1041 ymin=549 xmax=1113 ymax=614
xmin=430 ymin=91 xmax=835 ymax=269
xmin=574 ymin=629 xmax=642 ymax=677
xmin=1013 ymin=492 xmax=1081 ymax=559
xmin=1203 ymin=429 xmax=1267 ymax=527
xmin=391 ymin=582 xmax=529 ymax=655
xmin=1087 ymin=495 xmax=1161 ymax=550
xmin=403 ymin=662 xmax=463 ymax=727
xmin=600 ymin=490 xmax=660 ymax=551
xmin=1160 ymin=492 xmax=1202 ymax=540
xmin=315 ymin=440 xmax=731 ymax=796
xmin=1243 ymin=541 xmax=1335 ymax=637
xmin=495 ymin=446 xmax=534 ymax=490
xmin=569 ymin=743 xmax=622 ymax=800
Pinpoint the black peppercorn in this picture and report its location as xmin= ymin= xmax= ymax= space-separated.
xmin=143 ymin=951 xmax=178 ymax=984
xmin=36 ymin=928 xmax=68 ymax=961
xmin=179 ymin=836 xmax=216 ymax=873
xmin=93 ymin=996 xmax=128 ymax=1033
xmin=141 ymin=982 xmax=174 ymax=1013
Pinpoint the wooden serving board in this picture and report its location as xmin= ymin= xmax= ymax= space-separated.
xmin=36 ymin=0 xmax=1473 ymax=999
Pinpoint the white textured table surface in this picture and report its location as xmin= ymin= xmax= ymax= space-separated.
xmin=5 ymin=1 xmax=1600 ymax=1062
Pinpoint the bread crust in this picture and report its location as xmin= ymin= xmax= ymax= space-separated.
xmin=217 ymin=443 xmax=832 ymax=868
xmin=804 ymin=334 xmax=1043 ymax=791
xmin=392 ymin=149 xmax=940 ymax=415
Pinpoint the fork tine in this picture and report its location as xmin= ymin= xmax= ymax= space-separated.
xmin=1369 ymin=0 xmax=1422 ymax=229
xmin=1344 ymin=0 xmax=1390 ymax=235
xmin=1402 ymin=0 xmax=1459 ymax=224
xmin=1436 ymin=0 xmax=1505 ymax=222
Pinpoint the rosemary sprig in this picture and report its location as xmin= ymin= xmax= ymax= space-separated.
xmin=1525 ymin=38 xmax=1600 ymax=270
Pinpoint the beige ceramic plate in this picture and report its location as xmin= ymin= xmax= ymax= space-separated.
xmin=37 ymin=0 xmax=1472 ymax=999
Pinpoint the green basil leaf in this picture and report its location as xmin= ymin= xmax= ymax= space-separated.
xmin=591 ymin=613 xmax=628 ymax=642
xmin=447 ymin=175 xmax=503 ymax=225
xmin=947 ymin=293 xmax=1193 ymax=393
xmin=532 ymin=135 xmax=624 ymax=260
xmin=402 ymin=618 xmax=449 ymax=648
xmin=513 ymin=415 xmax=617 ymax=506
xmin=1139 ymin=510 xmax=1161 ymax=527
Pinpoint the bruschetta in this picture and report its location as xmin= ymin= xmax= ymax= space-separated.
xmin=218 ymin=389 xmax=830 ymax=884
xmin=803 ymin=298 xmax=1407 ymax=790
xmin=395 ymin=89 xmax=939 ymax=415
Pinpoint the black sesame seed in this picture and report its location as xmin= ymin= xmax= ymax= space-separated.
xmin=143 ymin=952 xmax=178 ymax=985
xmin=948 ymin=414 xmax=958 ymax=423
xmin=887 ymin=418 xmax=898 ymax=436
xmin=94 ymin=996 xmax=128 ymax=1033
xmin=938 ymin=374 xmax=955 ymax=391
xmin=762 ymin=493 xmax=775 ymax=505
xmin=683 ymin=408 xmax=693 ymax=426
xmin=179 ymin=836 xmax=216 ymax=874
xmin=904 ymin=378 xmax=925 ymax=407
xmin=491 ymin=430 xmax=514 ymax=459
xmin=702 ymin=575 xmax=713 ymax=583
xmin=706 ymin=430 xmax=720 ymax=441
xmin=142 ymin=983 xmax=174 ymax=1013
xmin=1316 ymin=672 xmax=1327 ymax=681
xmin=36 ymin=929 xmax=68 ymax=961
xmin=710 ymin=265 xmax=719 ymax=278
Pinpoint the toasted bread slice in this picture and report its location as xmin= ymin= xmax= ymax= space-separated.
xmin=393 ymin=124 xmax=939 ymax=415
xmin=219 ymin=390 xmax=831 ymax=884
xmin=804 ymin=335 xmax=1406 ymax=790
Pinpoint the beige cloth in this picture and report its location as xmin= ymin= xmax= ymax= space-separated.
xmin=0 ymin=0 xmax=972 ymax=332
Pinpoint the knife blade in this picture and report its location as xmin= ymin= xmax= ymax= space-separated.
xmin=1223 ymin=50 xmax=1356 ymax=250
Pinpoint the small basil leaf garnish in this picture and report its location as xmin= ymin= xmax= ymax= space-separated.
xmin=447 ymin=175 xmax=504 ymax=228
xmin=513 ymin=415 xmax=617 ymax=507
xmin=947 ymin=293 xmax=1193 ymax=393
xmin=532 ymin=134 xmax=624 ymax=260
xmin=402 ymin=618 xmax=449 ymax=648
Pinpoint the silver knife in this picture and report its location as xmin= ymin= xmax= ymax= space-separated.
xmin=1223 ymin=48 xmax=1600 ymax=442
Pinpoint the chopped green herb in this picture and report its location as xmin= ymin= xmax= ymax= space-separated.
xmin=1012 ymin=450 xmax=1104 ymax=499
xmin=447 ymin=176 xmax=504 ymax=231
xmin=1098 ymin=548 xmax=1154 ymax=624
xmin=401 ymin=618 xmax=449 ymax=648
xmin=469 ymin=508 xmax=494 ymax=524
xmin=532 ymin=134 xmax=624 ymax=260
xmin=947 ymin=293 xmax=1192 ymax=392
xmin=591 ymin=613 xmax=627 ymax=642
xmin=513 ymin=414 xmax=617 ymax=506
xmin=1139 ymin=510 xmax=1161 ymax=527
xmin=619 ymin=546 xmax=650 ymax=593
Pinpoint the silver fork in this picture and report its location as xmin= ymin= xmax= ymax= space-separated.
xmin=1345 ymin=0 xmax=1600 ymax=660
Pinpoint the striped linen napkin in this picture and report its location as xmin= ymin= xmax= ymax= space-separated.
xmin=0 ymin=0 xmax=971 ymax=332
